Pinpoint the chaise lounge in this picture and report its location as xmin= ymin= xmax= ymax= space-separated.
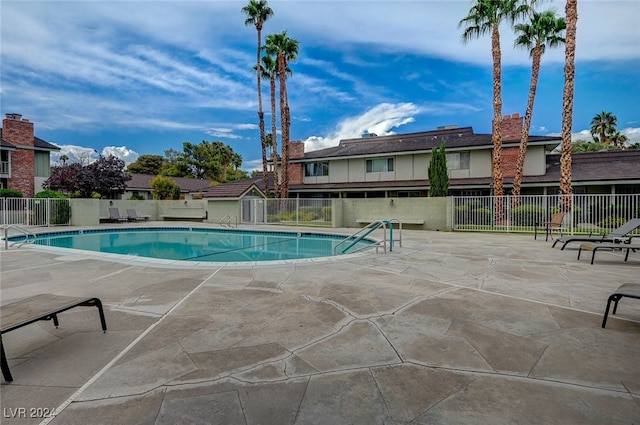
xmin=602 ymin=283 xmax=640 ymax=328
xmin=108 ymin=207 xmax=128 ymax=223
xmin=127 ymin=208 xmax=149 ymax=222
xmin=1 ymin=294 xmax=107 ymax=382
xmin=551 ymin=218 xmax=640 ymax=250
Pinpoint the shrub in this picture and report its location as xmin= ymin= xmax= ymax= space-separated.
xmin=129 ymin=194 xmax=145 ymax=200
xmin=33 ymin=190 xmax=70 ymax=225
xmin=0 ymin=189 xmax=23 ymax=198
xmin=511 ymin=205 xmax=544 ymax=226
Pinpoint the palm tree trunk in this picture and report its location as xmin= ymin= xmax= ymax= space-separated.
xmin=512 ymin=45 xmax=542 ymax=204
xmin=491 ymin=24 xmax=504 ymax=219
xmin=270 ymin=74 xmax=279 ymax=198
xmin=278 ymin=53 xmax=289 ymax=200
xmin=257 ymin=28 xmax=269 ymax=195
xmin=560 ymin=0 xmax=577 ymax=212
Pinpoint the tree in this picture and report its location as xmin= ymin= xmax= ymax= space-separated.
xmin=150 ymin=175 xmax=181 ymax=200
xmin=609 ymin=131 xmax=628 ymax=148
xmin=242 ymin=0 xmax=274 ymax=195
xmin=59 ymin=154 xmax=69 ymax=165
xmin=44 ymin=155 xmax=130 ymax=198
xmin=459 ymin=0 xmax=531 ymax=201
xmin=428 ymin=141 xmax=449 ymax=197
xmin=126 ymin=154 xmax=165 ymax=175
xmin=590 ymin=111 xmax=619 ymax=146
xmin=512 ymin=9 xmax=565 ymax=201
xmin=559 ymin=0 xmax=578 ymax=211
xmin=265 ymin=31 xmax=299 ymax=199
xmin=571 ymin=140 xmax=607 ymax=152
xmin=260 ymin=53 xmax=280 ymax=197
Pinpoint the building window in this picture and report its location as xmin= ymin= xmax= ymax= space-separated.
xmin=446 ymin=152 xmax=470 ymax=170
xmin=366 ymin=158 xmax=394 ymax=173
xmin=304 ymin=161 xmax=329 ymax=177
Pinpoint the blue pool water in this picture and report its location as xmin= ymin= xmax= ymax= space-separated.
xmin=23 ymin=227 xmax=374 ymax=262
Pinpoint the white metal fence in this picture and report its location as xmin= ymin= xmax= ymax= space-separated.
xmin=452 ymin=194 xmax=640 ymax=235
xmin=241 ymin=198 xmax=333 ymax=227
xmin=0 ymin=198 xmax=71 ymax=227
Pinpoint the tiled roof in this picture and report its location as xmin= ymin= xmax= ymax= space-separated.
xmin=202 ymin=177 xmax=264 ymax=199
xmin=297 ymin=127 xmax=560 ymax=161
xmin=0 ymin=129 xmax=60 ymax=151
xmin=126 ymin=174 xmax=213 ymax=193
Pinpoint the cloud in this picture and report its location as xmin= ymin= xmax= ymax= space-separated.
xmin=303 ymin=103 xmax=420 ymax=152
xmin=51 ymin=145 xmax=139 ymax=165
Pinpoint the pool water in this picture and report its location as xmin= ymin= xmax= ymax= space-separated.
xmin=27 ymin=227 xmax=374 ymax=262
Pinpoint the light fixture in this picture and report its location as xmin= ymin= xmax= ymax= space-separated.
xmin=109 ymin=200 xmax=113 ymax=206
xmin=389 ymin=199 xmax=394 ymax=205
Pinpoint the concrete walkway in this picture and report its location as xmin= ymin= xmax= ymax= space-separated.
xmin=1 ymin=224 xmax=639 ymax=424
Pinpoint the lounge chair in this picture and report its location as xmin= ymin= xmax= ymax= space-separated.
xmin=1 ymin=294 xmax=107 ymax=382
xmin=108 ymin=207 xmax=128 ymax=223
xmin=577 ymin=241 xmax=640 ymax=264
xmin=601 ymin=283 xmax=640 ymax=328
xmin=535 ymin=212 xmax=566 ymax=241
xmin=552 ymin=218 xmax=640 ymax=250
xmin=126 ymin=209 xmax=149 ymax=222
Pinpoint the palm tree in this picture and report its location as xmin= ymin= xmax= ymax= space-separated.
xmin=265 ymin=31 xmax=299 ymax=199
xmin=259 ymin=53 xmax=280 ymax=197
xmin=242 ymin=0 xmax=273 ymax=194
xmin=590 ymin=111 xmax=618 ymax=145
xmin=459 ymin=0 xmax=531 ymax=208
xmin=511 ymin=10 xmax=566 ymax=201
xmin=609 ymin=131 xmax=628 ymax=148
xmin=559 ymin=0 xmax=578 ymax=211
xmin=232 ymin=153 xmax=243 ymax=180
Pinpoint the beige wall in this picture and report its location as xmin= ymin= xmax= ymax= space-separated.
xmin=69 ymin=198 xmax=453 ymax=231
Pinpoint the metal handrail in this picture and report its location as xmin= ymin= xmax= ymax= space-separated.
xmin=2 ymin=224 xmax=36 ymax=249
xmin=218 ymin=214 xmax=238 ymax=228
xmin=334 ymin=220 xmax=388 ymax=255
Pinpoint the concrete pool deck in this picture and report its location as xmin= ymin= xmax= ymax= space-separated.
xmin=1 ymin=223 xmax=639 ymax=424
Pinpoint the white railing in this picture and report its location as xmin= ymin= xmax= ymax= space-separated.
xmin=0 ymin=197 xmax=71 ymax=227
xmin=241 ymin=198 xmax=333 ymax=227
xmin=452 ymin=194 xmax=640 ymax=235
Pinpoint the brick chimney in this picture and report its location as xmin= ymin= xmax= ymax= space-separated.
xmin=500 ymin=113 xmax=523 ymax=179
xmin=501 ymin=113 xmax=523 ymax=141
xmin=3 ymin=113 xmax=36 ymax=196
xmin=288 ymin=140 xmax=305 ymax=185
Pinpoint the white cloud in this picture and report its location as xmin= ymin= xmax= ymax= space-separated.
xmin=303 ymin=103 xmax=420 ymax=152
xmin=51 ymin=145 xmax=139 ymax=165
xmin=621 ymin=127 xmax=640 ymax=144
xmin=102 ymin=146 xmax=139 ymax=164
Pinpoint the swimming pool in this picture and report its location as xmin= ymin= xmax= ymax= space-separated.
xmin=20 ymin=227 xmax=375 ymax=262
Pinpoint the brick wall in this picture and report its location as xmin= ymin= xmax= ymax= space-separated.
xmin=3 ymin=114 xmax=36 ymax=197
xmin=288 ymin=141 xmax=305 ymax=185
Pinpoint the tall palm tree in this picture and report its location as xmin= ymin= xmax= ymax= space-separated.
xmin=559 ymin=0 xmax=578 ymax=211
xmin=512 ymin=10 xmax=566 ymax=201
xmin=609 ymin=131 xmax=628 ymax=148
xmin=265 ymin=31 xmax=299 ymax=199
xmin=232 ymin=153 xmax=243 ymax=180
xmin=259 ymin=53 xmax=280 ymax=197
xmin=459 ymin=0 xmax=532 ymax=206
xmin=242 ymin=0 xmax=273 ymax=194
xmin=590 ymin=111 xmax=618 ymax=145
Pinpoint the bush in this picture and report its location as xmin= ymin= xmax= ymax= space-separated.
xmin=34 ymin=190 xmax=66 ymax=199
xmin=511 ymin=205 xmax=544 ymax=226
xmin=129 ymin=194 xmax=145 ymax=200
xmin=33 ymin=190 xmax=71 ymax=225
xmin=0 ymin=189 xmax=23 ymax=198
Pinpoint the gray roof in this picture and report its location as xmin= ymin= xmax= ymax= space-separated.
xmin=297 ymin=127 xmax=560 ymax=161
xmin=126 ymin=174 xmax=213 ymax=193
xmin=202 ymin=177 xmax=265 ymax=199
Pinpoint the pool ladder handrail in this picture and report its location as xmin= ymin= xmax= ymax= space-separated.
xmin=219 ymin=214 xmax=238 ymax=228
xmin=2 ymin=224 xmax=37 ymax=249
xmin=334 ymin=219 xmax=402 ymax=255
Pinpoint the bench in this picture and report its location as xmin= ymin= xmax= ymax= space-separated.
xmin=356 ymin=219 xmax=424 ymax=225
xmin=602 ymin=283 xmax=640 ymax=328
xmin=160 ymin=208 xmax=207 ymax=222
xmin=1 ymin=294 xmax=107 ymax=382
xmin=577 ymin=242 xmax=640 ymax=264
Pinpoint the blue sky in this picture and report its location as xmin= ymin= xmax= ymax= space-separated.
xmin=2 ymin=0 xmax=639 ymax=170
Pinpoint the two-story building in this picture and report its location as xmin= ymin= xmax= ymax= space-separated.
xmin=282 ymin=113 xmax=640 ymax=198
xmin=0 ymin=113 xmax=60 ymax=197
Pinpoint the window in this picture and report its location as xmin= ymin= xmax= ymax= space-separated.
xmin=446 ymin=152 xmax=470 ymax=170
xmin=304 ymin=161 xmax=329 ymax=177
xmin=366 ymin=158 xmax=394 ymax=173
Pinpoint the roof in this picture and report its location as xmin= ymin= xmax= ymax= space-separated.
xmin=202 ymin=177 xmax=265 ymax=199
xmin=289 ymin=149 xmax=640 ymax=192
xmin=296 ymin=127 xmax=560 ymax=162
xmin=126 ymin=174 xmax=213 ymax=193
xmin=0 ymin=129 xmax=60 ymax=151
